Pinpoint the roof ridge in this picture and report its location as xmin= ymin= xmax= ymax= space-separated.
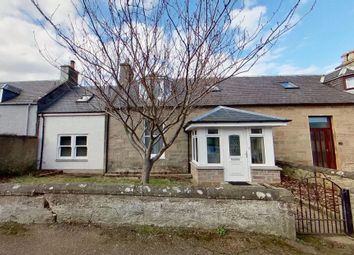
xmin=218 ymin=106 xmax=288 ymax=121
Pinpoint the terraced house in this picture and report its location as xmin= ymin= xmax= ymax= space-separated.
xmin=2 ymin=51 xmax=354 ymax=184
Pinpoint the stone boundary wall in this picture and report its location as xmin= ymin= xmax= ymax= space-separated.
xmin=0 ymin=183 xmax=295 ymax=239
xmin=0 ymin=135 xmax=37 ymax=176
xmin=277 ymin=161 xmax=354 ymax=180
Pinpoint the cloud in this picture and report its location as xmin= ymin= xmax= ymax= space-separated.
xmin=0 ymin=0 xmax=75 ymax=81
xmin=230 ymin=5 xmax=267 ymax=35
xmin=239 ymin=47 xmax=328 ymax=76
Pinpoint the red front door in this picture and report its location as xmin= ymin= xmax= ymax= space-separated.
xmin=309 ymin=117 xmax=336 ymax=169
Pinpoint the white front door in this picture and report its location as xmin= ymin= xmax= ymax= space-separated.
xmin=223 ymin=130 xmax=250 ymax=182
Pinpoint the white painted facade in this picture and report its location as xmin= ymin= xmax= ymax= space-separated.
xmin=38 ymin=113 xmax=106 ymax=173
xmin=190 ymin=126 xmax=278 ymax=182
xmin=0 ymin=104 xmax=37 ymax=136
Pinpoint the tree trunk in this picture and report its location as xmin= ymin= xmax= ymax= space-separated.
xmin=142 ymin=157 xmax=153 ymax=185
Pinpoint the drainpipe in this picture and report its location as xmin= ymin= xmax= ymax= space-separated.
xmin=187 ymin=131 xmax=191 ymax=173
xmin=104 ymin=113 xmax=110 ymax=173
xmin=39 ymin=114 xmax=46 ymax=170
xmin=25 ymin=103 xmax=31 ymax=135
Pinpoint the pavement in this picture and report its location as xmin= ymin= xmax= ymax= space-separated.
xmin=1 ymin=223 xmax=354 ymax=255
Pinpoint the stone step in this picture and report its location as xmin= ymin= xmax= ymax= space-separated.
xmin=105 ymin=172 xmax=192 ymax=180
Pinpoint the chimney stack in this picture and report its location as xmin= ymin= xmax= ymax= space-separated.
xmin=119 ymin=62 xmax=133 ymax=87
xmin=60 ymin=60 xmax=79 ymax=86
xmin=340 ymin=50 xmax=354 ymax=68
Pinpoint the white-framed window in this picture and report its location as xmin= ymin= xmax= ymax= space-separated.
xmin=206 ymin=128 xmax=220 ymax=164
xmin=143 ymin=120 xmax=165 ymax=159
xmin=58 ymin=135 xmax=88 ymax=159
xmin=345 ymin=77 xmax=354 ymax=90
xmin=250 ymin=128 xmax=265 ymax=164
xmin=192 ymin=130 xmax=198 ymax=162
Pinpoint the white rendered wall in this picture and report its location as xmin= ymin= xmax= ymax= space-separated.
xmin=39 ymin=114 xmax=106 ymax=172
xmin=0 ymin=104 xmax=37 ymax=136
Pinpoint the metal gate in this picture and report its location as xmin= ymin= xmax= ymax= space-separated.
xmin=289 ymin=172 xmax=353 ymax=235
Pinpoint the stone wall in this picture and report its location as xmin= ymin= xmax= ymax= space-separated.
xmin=0 ymin=135 xmax=37 ymax=175
xmin=0 ymin=183 xmax=295 ymax=239
xmin=240 ymin=105 xmax=354 ymax=172
xmin=107 ymin=105 xmax=354 ymax=173
xmin=107 ymin=116 xmax=189 ymax=173
xmin=251 ymin=169 xmax=281 ymax=184
xmin=190 ymin=163 xmax=224 ymax=185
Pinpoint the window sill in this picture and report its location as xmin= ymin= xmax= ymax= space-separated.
xmin=151 ymin=154 xmax=166 ymax=160
xmin=56 ymin=158 xmax=88 ymax=162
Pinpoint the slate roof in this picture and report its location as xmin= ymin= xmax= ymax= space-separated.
xmin=42 ymin=75 xmax=354 ymax=113
xmin=190 ymin=106 xmax=289 ymax=124
xmin=42 ymin=86 xmax=104 ymax=113
xmin=196 ymin=75 xmax=354 ymax=106
xmin=0 ymin=80 xmax=62 ymax=105
xmin=322 ymin=67 xmax=354 ymax=83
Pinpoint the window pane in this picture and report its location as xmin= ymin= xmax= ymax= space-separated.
xmin=207 ymin=137 xmax=220 ymax=163
xmin=60 ymin=136 xmax=71 ymax=146
xmin=251 ymin=137 xmax=265 ymax=164
xmin=346 ymin=77 xmax=354 ymax=89
xmin=208 ymin=129 xmax=218 ymax=134
xmin=144 ymin=120 xmax=151 ymax=136
xmin=251 ymin=128 xmax=262 ymax=134
xmin=229 ymin=135 xmax=240 ymax=156
xmin=76 ymin=147 xmax=87 ymax=157
xmin=144 ymin=136 xmax=150 ymax=147
xmin=60 ymin=147 xmax=71 ymax=157
xmin=192 ymin=137 xmax=198 ymax=162
xmin=76 ymin=136 xmax=87 ymax=146
xmin=309 ymin=117 xmax=330 ymax=128
xmin=152 ymin=137 xmax=163 ymax=155
xmin=195 ymin=137 xmax=198 ymax=162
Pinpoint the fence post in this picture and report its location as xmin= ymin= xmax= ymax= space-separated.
xmin=341 ymin=189 xmax=353 ymax=235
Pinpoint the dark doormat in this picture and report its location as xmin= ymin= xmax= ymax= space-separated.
xmin=228 ymin=182 xmax=251 ymax=185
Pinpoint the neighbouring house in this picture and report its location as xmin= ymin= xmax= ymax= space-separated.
xmin=0 ymin=61 xmax=79 ymax=174
xmin=0 ymin=61 xmax=79 ymax=136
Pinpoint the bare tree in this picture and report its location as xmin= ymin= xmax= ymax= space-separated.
xmin=31 ymin=0 xmax=315 ymax=184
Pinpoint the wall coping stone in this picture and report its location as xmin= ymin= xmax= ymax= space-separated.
xmin=0 ymin=183 xmax=293 ymax=202
xmin=251 ymin=166 xmax=282 ymax=171
xmin=190 ymin=162 xmax=224 ymax=170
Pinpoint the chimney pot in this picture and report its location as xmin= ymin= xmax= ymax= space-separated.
xmin=341 ymin=50 xmax=354 ymax=66
xmin=70 ymin=60 xmax=76 ymax=69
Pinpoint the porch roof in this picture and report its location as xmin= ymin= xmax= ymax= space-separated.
xmin=185 ymin=106 xmax=290 ymax=130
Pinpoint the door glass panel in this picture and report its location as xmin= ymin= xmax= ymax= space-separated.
xmin=250 ymin=137 xmax=265 ymax=164
xmin=207 ymin=137 xmax=220 ymax=163
xmin=229 ymin=135 xmax=240 ymax=156
xmin=309 ymin=117 xmax=330 ymax=128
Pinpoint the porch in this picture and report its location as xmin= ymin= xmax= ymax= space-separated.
xmin=185 ymin=106 xmax=290 ymax=185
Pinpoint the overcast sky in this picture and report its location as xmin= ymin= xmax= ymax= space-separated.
xmin=0 ymin=0 xmax=353 ymax=81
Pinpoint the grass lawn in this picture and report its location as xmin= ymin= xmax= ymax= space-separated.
xmin=3 ymin=174 xmax=192 ymax=187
